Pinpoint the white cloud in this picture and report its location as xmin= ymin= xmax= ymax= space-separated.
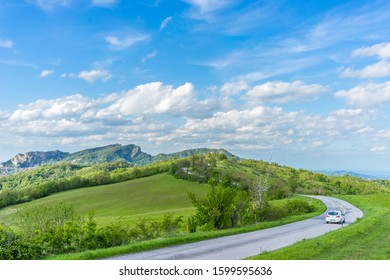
xmin=342 ymin=60 xmax=390 ymax=78
xmin=97 ymin=82 xmax=209 ymax=117
xmin=9 ymin=109 xmax=41 ymax=122
xmin=91 ymin=0 xmax=117 ymax=7
xmin=105 ymin=34 xmax=149 ymax=50
xmin=1 ymin=79 xmax=384 ymax=160
xmin=220 ymin=81 xmax=248 ymax=96
xmin=39 ymin=69 xmax=54 ymax=78
xmin=370 ymin=146 xmax=386 ymax=153
xmin=78 ymin=69 xmax=112 ymax=83
xmin=342 ymin=42 xmax=390 ymax=78
xmin=243 ymin=81 xmax=327 ymax=103
xmin=8 ymin=94 xmax=95 ymax=122
xmin=9 ymin=119 xmax=93 ymax=136
xmin=160 ymin=16 xmax=172 ymax=31
xmin=183 ymin=0 xmax=234 ymax=14
xmin=0 ymin=39 xmax=13 ymax=49
xmin=335 ymin=82 xmax=390 ymax=107
xmin=30 ymin=0 xmax=72 ymax=12
xmin=352 ymin=42 xmax=390 ymax=59
xmin=164 ymin=104 xmax=373 ymax=153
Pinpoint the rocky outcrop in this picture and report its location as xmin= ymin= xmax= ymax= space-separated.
xmin=2 ymin=150 xmax=70 ymax=168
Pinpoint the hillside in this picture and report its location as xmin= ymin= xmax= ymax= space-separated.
xmin=0 ymin=144 xmax=236 ymax=169
xmin=63 ymin=144 xmax=152 ymax=165
xmin=0 ymin=151 xmax=389 ymax=260
xmin=152 ymin=148 xmax=237 ymax=163
xmin=0 ymin=173 xmax=208 ymax=226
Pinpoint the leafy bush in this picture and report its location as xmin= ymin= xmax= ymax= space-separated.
xmin=159 ymin=212 xmax=183 ymax=237
xmin=286 ymin=199 xmax=315 ymax=215
xmin=189 ymin=185 xmax=251 ymax=230
xmin=5 ymin=203 xmax=187 ymax=259
xmin=0 ymin=224 xmax=43 ymax=260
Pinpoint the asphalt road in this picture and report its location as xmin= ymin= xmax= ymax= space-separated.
xmin=107 ymin=195 xmax=364 ymax=260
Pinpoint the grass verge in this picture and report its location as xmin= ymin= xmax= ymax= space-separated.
xmin=247 ymin=194 xmax=390 ymax=260
xmin=47 ymin=196 xmax=325 ymax=260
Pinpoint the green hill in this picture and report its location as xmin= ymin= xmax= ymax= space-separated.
xmin=1 ymin=144 xmax=237 ymax=168
xmin=0 ymin=173 xmax=208 ymax=227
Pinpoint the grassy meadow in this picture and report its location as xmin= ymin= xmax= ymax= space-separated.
xmin=0 ymin=173 xmax=208 ymax=227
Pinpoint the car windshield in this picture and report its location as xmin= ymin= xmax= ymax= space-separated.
xmin=328 ymin=211 xmax=340 ymax=215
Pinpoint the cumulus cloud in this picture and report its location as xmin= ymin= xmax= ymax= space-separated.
xmin=370 ymin=146 xmax=386 ymax=153
xmin=9 ymin=119 xmax=94 ymax=137
xmin=220 ymin=81 xmax=249 ymax=96
xmin=160 ymin=104 xmax=373 ymax=153
xmin=9 ymin=94 xmax=95 ymax=122
xmin=105 ymin=34 xmax=149 ymax=50
xmin=97 ymin=82 xmax=217 ymax=118
xmin=335 ymin=82 xmax=390 ymax=107
xmin=243 ymin=81 xmax=327 ymax=103
xmin=39 ymin=69 xmax=54 ymax=78
xmin=0 ymin=39 xmax=13 ymax=49
xmin=342 ymin=42 xmax=390 ymax=78
xmin=0 ymin=80 xmax=381 ymax=157
xmin=342 ymin=60 xmax=390 ymax=78
xmin=78 ymin=69 xmax=112 ymax=83
xmin=352 ymin=42 xmax=390 ymax=59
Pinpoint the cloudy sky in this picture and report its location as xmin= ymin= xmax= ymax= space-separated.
xmin=1 ymin=0 xmax=390 ymax=173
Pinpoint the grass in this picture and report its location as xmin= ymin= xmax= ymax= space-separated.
xmin=0 ymin=173 xmax=208 ymax=227
xmin=0 ymin=172 xmax=330 ymax=260
xmin=48 ymin=196 xmax=325 ymax=260
xmin=247 ymin=194 xmax=390 ymax=260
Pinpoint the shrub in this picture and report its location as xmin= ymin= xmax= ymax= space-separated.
xmin=286 ymin=199 xmax=315 ymax=215
xmin=0 ymin=224 xmax=43 ymax=260
xmin=159 ymin=212 xmax=183 ymax=237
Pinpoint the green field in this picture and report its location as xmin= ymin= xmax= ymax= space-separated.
xmin=248 ymin=194 xmax=390 ymax=260
xmin=0 ymin=173 xmax=209 ymax=227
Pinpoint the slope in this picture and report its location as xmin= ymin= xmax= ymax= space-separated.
xmin=0 ymin=173 xmax=208 ymax=227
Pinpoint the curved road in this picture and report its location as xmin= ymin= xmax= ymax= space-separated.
xmin=107 ymin=195 xmax=363 ymax=260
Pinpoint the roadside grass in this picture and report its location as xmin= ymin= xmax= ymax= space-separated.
xmin=47 ymin=196 xmax=325 ymax=260
xmin=0 ymin=173 xmax=208 ymax=227
xmin=247 ymin=194 xmax=390 ymax=260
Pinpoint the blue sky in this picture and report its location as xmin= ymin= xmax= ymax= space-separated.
xmin=1 ymin=0 xmax=390 ymax=173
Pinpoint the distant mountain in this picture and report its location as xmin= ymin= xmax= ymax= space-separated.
xmin=63 ymin=144 xmax=152 ymax=165
xmin=316 ymin=170 xmax=381 ymax=180
xmin=151 ymin=148 xmax=237 ymax=163
xmin=1 ymin=144 xmax=237 ymax=168
xmin=1 ymin=150 xmax=70 ymax=168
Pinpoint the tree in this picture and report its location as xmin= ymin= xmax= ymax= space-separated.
xmin=189 ymin=184 xmax=249 ymax=230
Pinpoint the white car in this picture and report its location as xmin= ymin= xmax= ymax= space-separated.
xmin=325 ymin=210 xmax=345 ymax=224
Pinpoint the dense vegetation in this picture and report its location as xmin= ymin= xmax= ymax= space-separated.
xmin=0 ymin=152 xmax=389 ymax=259
xmin=0 ymin=204 xmax=185 ymax=259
